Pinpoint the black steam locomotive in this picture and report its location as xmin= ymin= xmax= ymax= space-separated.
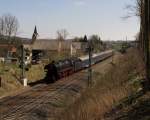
xmin=44 ymin=50 xmax=113 ymax=83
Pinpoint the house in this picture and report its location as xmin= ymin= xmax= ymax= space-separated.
xmin=0 ymin=44 xmax=17 ymax=57
xmin=21 ymin=27 xmax=87 ymax=62
xmin=23 ymin=39 xmax=87 ymax=62
xmin=0 ymin=44 xmax=17 ymax=63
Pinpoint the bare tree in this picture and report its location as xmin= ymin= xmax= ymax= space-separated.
xmin=56 ymin=29 xmax=69 ymax=41
xmin=89 ymin=35 xmax=103 ymax=52
xmin=0 ymin=16 xmax=4 ymax=36
xmin=123 ymin=0 xmax=143 ymax=19
xmin=124 ymin=0 xmax=144 ymax=47
xmin=127 ymin=0 xmax=150 ymax=85
xmin=0 ymin=13 xmax=19 ymax=37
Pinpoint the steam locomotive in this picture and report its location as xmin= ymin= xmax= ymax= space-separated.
xmin=44 ymin=50 xmax=113 ymax=82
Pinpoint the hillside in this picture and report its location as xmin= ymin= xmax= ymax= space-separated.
xmin=58 ymin=48 xmax=146 ymax=120
xmin=105 ymin=91 xmax=150 ymax=120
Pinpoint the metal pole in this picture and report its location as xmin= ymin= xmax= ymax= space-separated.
xmin=88 ymin=41 xmax=92 ymax=86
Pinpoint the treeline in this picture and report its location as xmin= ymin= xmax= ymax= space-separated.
xmin=0 ymin=13 xmax=107 ymax=56
xmin=0 ymin=13 xmax=22 ymax=47
xmin=73 ymin=35 xmax=105 ymax=52
xmin=0 ymin=13 xmax=19 ymax=38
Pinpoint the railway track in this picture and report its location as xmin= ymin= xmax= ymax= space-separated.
xmin=0 ymin=53 xmax=114 ymax=120
xmin=0 ymin=71 xmax=88 ymax=120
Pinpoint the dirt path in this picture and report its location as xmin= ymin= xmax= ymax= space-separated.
xmin=0 ymin=54 xmax=117 ymax=120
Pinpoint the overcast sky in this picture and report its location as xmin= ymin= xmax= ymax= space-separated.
xmin=0 ymin=0 xmax=139 ymax=40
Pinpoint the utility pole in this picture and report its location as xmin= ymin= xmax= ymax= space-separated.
xmin=144 ymin=0 xmax=149 ymax=82
xmin=84 ymin=35 xmax=92 ymax=86
xmin=88 ymin=41 xmax=92 ymax=86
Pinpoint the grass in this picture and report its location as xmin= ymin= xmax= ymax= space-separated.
xmin=0 ymin=48 xmax=146 ymax=119
xmin=0 ymin=50 xmax=78 ymax=97
xmin=104 ymin=91 xmax=150 ymax=120
xmin=0 ymin=61 xmax=46 ymax=96
xmin=26 ymin=64 xmax=45 ymax=83
xmin=0 ymin=63 xmax=22 ymax=96
xmin=58 ymin=48 xmax=145 ymax=120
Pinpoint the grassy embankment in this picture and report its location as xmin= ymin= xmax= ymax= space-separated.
xmin=0 ymin=63 xmax=45 ymax=97
xmin=58 ymin=48 xmax=145 ymax=120
xmin=104 ymin=91 xmax=150 ymax=120
xmin=0 ymin=50 xmax=82 ymax=97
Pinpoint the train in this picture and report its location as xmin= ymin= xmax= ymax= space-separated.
xmin=44 ymin=50 xmax=113 ymax=83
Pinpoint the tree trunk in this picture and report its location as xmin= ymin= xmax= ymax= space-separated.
xmin=144 ymin=0 xmax=150 ymax=83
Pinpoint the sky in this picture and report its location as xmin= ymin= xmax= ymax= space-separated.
xmin=0 ymin=0 xmax=139 ymax=40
